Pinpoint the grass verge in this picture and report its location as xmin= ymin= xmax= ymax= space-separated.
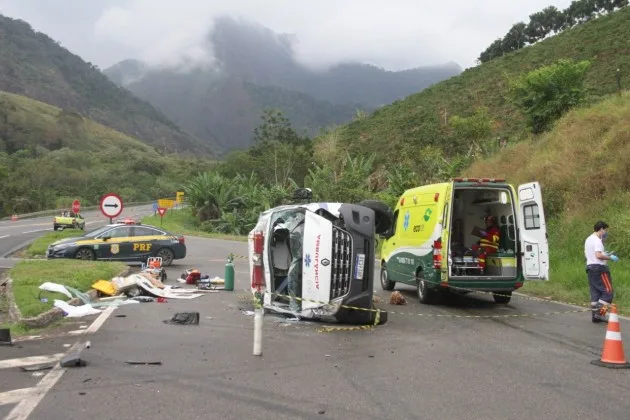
xmin=141 ymin=207 xmax=248 ymax=242
xmin=24 ymin=228 xmax=86 ymax=257
xmin=9 ymin=259 xmax=127 ymax=318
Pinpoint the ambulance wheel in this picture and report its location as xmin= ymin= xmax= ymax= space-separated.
xmin=492 ymin=292 xmax=512 ymax=304
xmin=380 ymin=264 xmax=395 ymax=291
xmin=416 ymin=272 xmax=436 ymax=304
xmin=155 ymin=248 xmax=174 ymax=266
xmin=357 ymin=200 xmax=393 ymax=235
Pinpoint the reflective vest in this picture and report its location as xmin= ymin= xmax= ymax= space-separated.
xmin=480 ymin=226 xmax=500 ymax=253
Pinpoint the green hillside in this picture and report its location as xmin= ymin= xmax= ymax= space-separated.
xmin=0 ymin=15 xmax=214 ymax=155
xmin=315 ymin=6 xmax=630 ymax=167
xmin=0 ymin=91 xmax=213 ymax=216
xmin=464 ymin=92 xmax=630 ymax=310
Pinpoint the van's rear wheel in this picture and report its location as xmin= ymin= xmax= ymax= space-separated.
xmin=416 ymin=272 xmax=436 ymax=304
xmin=493 ymin=292 xmax=512 ymax=304
xmin=380 ymin=264 xmax=395 ymax=291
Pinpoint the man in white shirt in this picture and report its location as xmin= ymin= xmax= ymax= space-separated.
xmin=584 ymin=220 xmax=619 ymax=323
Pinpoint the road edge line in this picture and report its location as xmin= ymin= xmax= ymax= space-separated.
xmin=513 ymin=292 xmax=630 ymax=321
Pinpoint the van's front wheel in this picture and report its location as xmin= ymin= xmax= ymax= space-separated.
xmin=380 ymin=265 xmax=395 ymax=291
xmin=416 ymin=273 xmax=436 ymax=304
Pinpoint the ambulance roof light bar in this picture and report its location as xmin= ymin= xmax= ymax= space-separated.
xmin=452 ymin=177 xmax=506 ymax=183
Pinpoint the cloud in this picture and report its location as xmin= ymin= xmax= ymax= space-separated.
xmin=3 ymin=0 xmax=575 ymax=71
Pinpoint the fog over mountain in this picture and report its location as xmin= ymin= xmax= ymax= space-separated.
xmin=105 ymin=16 xmax=462 ymax=153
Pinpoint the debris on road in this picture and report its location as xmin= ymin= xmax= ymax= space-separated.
xmin=163 ymin=312 xmax=200 ymax=325
xmin=125 ymin=360 xmax=162 ymax=366
xmin=19 ymin=364 xmax=54 ymax=372
xmin=60 ymin=353 xmax=87 ymax=368
xmin=0 ymin=328 xmax=12 ymax=346
xmin=39 ymin=282 xmax=73 ymax=299
xmin=389 ymin=291 xmax=407 ymax=305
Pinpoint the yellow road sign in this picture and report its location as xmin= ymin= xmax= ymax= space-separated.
xmin=176 ymin=191 xmax=185 ymax=204
xmin=158 ymin=198 xmax=175 ymax=209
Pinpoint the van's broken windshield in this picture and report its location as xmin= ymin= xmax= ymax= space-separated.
xmin=269 ymin=209 xmax=306 ymax=312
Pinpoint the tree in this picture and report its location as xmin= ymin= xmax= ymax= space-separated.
xmin=478 ymin=38 xmax=504 ymax=63
xmin=249 ymin=109 xmax=313 ymax=187
xmin=502 ymin=22 xmax=528 ymax=53
xmin=509 ymin=59 xmax=591 ymax=133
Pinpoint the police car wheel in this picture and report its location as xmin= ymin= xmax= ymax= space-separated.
xmin=155 ymin=248 xmax=174 ymax=266
xmin=75 ymin=247 xmax=95 ymax=260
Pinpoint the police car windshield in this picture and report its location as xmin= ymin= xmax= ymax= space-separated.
xmin=83 ymin=225 xmax=115 ymax=238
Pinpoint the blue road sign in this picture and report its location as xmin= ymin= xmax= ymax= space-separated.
xmin=152 ymin=202 xmax=158 ymax=212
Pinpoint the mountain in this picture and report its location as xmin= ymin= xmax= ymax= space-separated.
xmin=0 ymin=14 xmax=215 ymax=156
xmin=0 ymin=90 xmax=212 ymax=216
xmin=104 ymin=16 xmax=461 ymax=153
xmin=312 ymin=5 xmax=630 ymax=167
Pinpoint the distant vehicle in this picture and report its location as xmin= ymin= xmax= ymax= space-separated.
xmin=53 ymin=210 xmax=85 ymax=231
xmin=379 ymin=178 xmax=549 ymax=305
xmin=248 ymin=188 xmax=392 ymax=325
xmin=117 ymin=217 xmax=140 ymax=225
xmin=46 ymin=223 xmax=186 ymax=266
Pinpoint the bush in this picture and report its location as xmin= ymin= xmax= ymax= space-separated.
xmin=509 ymin=59 xmax=591 ymax=133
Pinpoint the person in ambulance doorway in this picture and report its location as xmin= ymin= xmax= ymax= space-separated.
xmin=584 ymin=220 xmax=619 ymax=323
xmin=475 ymin=215 xmax=501 ymax=272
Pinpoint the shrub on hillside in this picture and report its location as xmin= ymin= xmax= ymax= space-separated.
xmin=509 ymin=59 xmax=591 ymax=133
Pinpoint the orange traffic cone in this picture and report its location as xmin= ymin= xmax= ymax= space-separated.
xmin=591 ymin=304 xmax=630 ymax=369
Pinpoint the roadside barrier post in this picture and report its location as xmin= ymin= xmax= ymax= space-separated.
xmin=224 ymin=255 xmax=234 ymax=291
xmin=253 ymin=306 xmax=263 ymax=356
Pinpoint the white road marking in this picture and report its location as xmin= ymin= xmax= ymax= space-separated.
xmin=4 ymin=304 xmax=117 ymax=419
xmin=0 ymin=234 xmax=9 ymax=239
xmin=0 ymin=388 xmax=34 ymax=406
xmin=5 ymin=368 xmax=66 ymax=420
xmin=21 ymin=228 xmax=52 ymax=234
xmin=0 ymin=354 xmax=65 ymax=370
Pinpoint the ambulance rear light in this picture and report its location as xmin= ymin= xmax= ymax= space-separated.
xmin=452 ymin=177 xmax=506 ymax=183
xmin=178 ymin=236 xmax=185 ymax=245
xmin=433 ymin=239 xmax=442 ymax=269
xmin=252 ymin=231 xmax=265 ymax=290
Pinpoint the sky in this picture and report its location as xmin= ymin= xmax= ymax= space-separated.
xmin=0 ymin=0 xmax=574 ymax=71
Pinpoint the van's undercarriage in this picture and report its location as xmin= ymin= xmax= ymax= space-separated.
xmin=448 ymin=187 xmax=518 ymax=280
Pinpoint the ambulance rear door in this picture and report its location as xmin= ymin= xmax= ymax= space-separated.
xmin=517 ymin=182 xmax=549 ymax=281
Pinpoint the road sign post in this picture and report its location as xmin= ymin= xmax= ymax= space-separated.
xmin=152 ymin=202 xmax=158 ymax=216
xmin=72 ymin=199 xmax=81 ymax=214
xmin=100 ymin=193 xmax=124 ymax=224
xmin=157 ymin=207 xmax=167 ymax=226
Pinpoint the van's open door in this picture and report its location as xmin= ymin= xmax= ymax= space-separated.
xmin=517 ymin=182 xmax=549 ymax=281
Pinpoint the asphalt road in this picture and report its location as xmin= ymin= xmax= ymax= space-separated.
xmin=2 ymin=235 xmax=629 ymax=420
xmin=0 ymin=204 xmax=155 ymax=268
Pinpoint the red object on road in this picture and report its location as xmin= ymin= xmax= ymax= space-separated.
xmin=72 ymin=199 xmax=81 ymax=214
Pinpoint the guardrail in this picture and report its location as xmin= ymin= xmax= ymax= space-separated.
xmin=0 ymin=201 xmax=156 ymax=221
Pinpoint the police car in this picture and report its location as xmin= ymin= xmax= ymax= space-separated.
xmin=46 ymin=223 xmax=186 ymax=266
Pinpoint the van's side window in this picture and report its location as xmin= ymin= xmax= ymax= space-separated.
xmin=392 ymin=210 xmax=399 ymax=235
xmin=523 ymin=204 xmax=540 ymax=229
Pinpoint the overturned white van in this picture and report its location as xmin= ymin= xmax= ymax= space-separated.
xmin=248 ymin=197 xmax=392 ymax=325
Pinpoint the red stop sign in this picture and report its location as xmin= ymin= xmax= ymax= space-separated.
xmin=72 ymin=199 xmax=81 ymax=214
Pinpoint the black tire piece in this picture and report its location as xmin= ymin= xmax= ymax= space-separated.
xmin=156 ymin=248 xmax=175 ymax=266
xmin=357 ymin=200 xmax=394 ymax=235
xmin=380 ymin=264 xmax=396 ymax=291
